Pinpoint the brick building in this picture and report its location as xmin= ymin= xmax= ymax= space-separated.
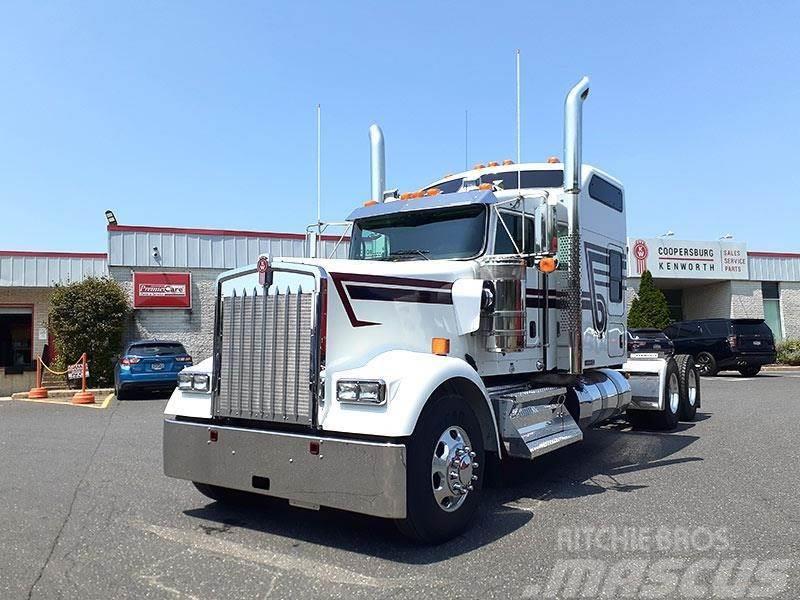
xmin=2 ymin=227 xmax=799 ymax=396
xmin=626 ymin=237 xmax=800 ymax=339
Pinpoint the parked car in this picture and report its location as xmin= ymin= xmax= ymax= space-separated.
xmin=663 ymin=318 xmax=776 ymax=377
xmin=627 ymin=328 xmax=675 ymax=358
xmin=114 ymin=340 xmax=193 ymax=399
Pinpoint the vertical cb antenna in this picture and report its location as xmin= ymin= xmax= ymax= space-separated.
xmin=316 ymin=103 xmax=321 ymax=224
xmin=464 ymin=109 xmax=469 ymax=171
xmin=516 ymin=48 xmax=521 ymax=166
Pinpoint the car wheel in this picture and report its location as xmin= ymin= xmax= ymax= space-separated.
xmin=115 ymin=386 xmax=127 ymax=400
xmin=675 ymin=354 xmax=699 ymax=421
xmin=395 ymin=393 xmax=484 ymax=544
xmin=738 ymin=365 xmax=761 ymax=377
xmin=695 ymin=352 xmax=718 ymax=376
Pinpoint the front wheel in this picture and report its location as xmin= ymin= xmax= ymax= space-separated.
xmin=395 ymin=394 xmax=485 ymax=544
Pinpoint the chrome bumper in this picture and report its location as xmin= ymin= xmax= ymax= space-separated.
xmin=163 ymin=419 xmax=407 ymax=519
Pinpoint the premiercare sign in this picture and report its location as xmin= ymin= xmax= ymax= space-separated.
xmin=627 ymin=238 xmax=748 ymax=280
xmin=133 ymin=272 xmax=192 ymax=308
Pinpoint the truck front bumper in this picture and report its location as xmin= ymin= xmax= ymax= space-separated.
xmin=163 ymin=419 xmax=407 ymax=519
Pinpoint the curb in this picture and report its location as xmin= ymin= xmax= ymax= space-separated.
xmin=10 ymin=390 xmax=115 ymax=409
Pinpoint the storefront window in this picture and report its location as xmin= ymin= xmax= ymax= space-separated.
xmin=761 ymin=282 xmax=783 ymax=339
xmin=0 ymin=308 xmax=33 ymax=368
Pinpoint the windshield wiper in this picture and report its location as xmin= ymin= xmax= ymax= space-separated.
xmin=388 ymin=249 xmax=431 ymax=261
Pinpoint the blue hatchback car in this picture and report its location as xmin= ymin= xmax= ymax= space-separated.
xmin=114 ymin=340 xmax=193 ymax=399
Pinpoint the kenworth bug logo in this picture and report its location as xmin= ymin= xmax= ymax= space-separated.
xmin=632 ymin=239 xmax=649 ymax=275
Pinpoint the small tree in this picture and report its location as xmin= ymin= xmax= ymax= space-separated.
xmin=627 ymin=270 xmax=671 ymax=329
xmin=49 ymin=277 xmax=130 ymax=386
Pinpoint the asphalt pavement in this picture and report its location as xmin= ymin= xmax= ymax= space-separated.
xmin=1 ymin=374 xmax=798 ymax=599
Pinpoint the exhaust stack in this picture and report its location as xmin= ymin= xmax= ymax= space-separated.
xmin=369 ymin=124 xmax=386 ymax=203
xmin=563 ymin=76 xmax=590 ymax=375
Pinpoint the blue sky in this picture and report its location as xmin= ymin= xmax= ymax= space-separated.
xmin=1 ymin=1 xmax=798 ymax=252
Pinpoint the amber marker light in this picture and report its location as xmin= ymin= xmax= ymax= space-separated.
xmin=432 ymin=337 xmax=450 ymax=356
xmin=363 ymin=199 xmax=378 ymax=207
xmin=537 ymin=256 xmax=558 ymax=273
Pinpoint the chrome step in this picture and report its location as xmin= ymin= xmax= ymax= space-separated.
xmin=493 ymin=385 xmax=583 ymax=460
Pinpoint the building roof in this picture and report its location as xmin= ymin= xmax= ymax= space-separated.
xmin=107 ymin=224 xmax=348 ymax=269
xmin=0 ymin=251 xmax=108 ymax=287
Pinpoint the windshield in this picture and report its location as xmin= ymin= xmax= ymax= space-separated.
xmin=128 ymin=343 xmax=187 ymax=356
xmin=349 ymin=205 xmax=487 ymax=261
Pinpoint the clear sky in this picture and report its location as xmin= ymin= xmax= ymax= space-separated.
xmin=1 ymin=1 xmax=798 ymax=253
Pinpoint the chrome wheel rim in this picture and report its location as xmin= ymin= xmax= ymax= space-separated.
xmin=431 ymin=425 xmax=477 ymax=513
xmin=669 ymin=372 xmax=680 ymax=414
xmin=696 ymin=355 xmax=711 ymax=375
xmin=687 ymin=369 xmax=697 ymax=407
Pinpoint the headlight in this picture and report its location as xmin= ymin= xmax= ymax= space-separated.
xmin=178 ymin=372 xmax=210 ymax=392
xmin=336 ymin=380 xmax=386 ymax=405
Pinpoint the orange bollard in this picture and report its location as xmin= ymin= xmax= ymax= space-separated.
xmin=28 ymin=356 xmax=49 ymax=399
xmin=71 ymin=354 xmax=95 ymax=405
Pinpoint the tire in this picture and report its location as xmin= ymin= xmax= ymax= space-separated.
xmin=395 ymin=393 xmax=485 ymax=544
xmin=738 ymin=365 xmax=761 ymax=377
xmin=115 ymin=386 xmax=127 ymax=400
xmin=695 ymin=352 xmax=717 ymax=376
xmin=626 ymin=409 xmax=651 ymax=430
xmin=649 ymin=357 xmax=681 ymax=430
xmin=675 ymin=354 xmax=699 ymax=421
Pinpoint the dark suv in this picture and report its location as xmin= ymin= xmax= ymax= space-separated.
xmin=663 ymin=318 xmax=776 ymax=377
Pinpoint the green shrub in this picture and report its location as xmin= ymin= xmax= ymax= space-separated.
xmin=776 ymin=339 xmax=800 ymax=366
xmin=627 ymin=270 xmax=671 ymax=330
xmin=49 ymin=277 xmax=130 ymax=386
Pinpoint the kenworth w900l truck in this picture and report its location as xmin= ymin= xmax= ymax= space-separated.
xmin=163 ymin=77 xmax=700 ymax=543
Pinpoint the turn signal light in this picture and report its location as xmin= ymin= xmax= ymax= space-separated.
xmin=546 ymin=156 xmax=561 ymax=164
xmin=537 ymin=256 xmax=558 ymax=273
xmin=478 ymin=183 xmax=493 ymax=191
xmin=363 ymin=199 xmax=378 ymax=207
xmin=432 ymin=337 xmax=450 ymax=356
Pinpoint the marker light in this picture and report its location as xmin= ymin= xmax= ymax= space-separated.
xmin=478 ymin=183 xmax=493 ymax=191
xmin=547 ymin=156 xmax=561 ymax=164
xmin=473 ymin=163 xmax=485 ymax=170
xmin=363 ymin=200 xmax=378 ymax=207
xmin=537 ymin=256 xmax=558 ymax=273
xmin=425 ymin=188 xmax=442 ymax=196
xmin=502 ymin=159 xmax=514 ymax=165
xmin=432 ymin=337 xmax=450 ymax=356
xmin=487 ymin=161 xmax=499 ymax=167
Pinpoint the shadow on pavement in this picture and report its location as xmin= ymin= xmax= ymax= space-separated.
xmin=182 ymin=413 xmax=704 ymax=563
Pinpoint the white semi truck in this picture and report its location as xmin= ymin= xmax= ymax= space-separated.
xmin=164 ymin=77 xmax=700 ymax=543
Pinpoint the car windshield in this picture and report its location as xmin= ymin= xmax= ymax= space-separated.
xmin=349 ymin=205 xmax=487 ymax=261
xmin=732 ymin=320 xmax=771 ymax=336
xmin=128 ymin=343 xmax=186 ymax=356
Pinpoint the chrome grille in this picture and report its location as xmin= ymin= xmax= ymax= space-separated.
xmin=215 ymin=285 xmax=315 ymax=424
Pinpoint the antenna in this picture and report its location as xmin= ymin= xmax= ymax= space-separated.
xmin=516 ymin=48 xmax=521 ymax=166
xmin=316 ymin=103 xmax=321 ymax=224
xmin=464 ymin=109 xmax=469 ymax=171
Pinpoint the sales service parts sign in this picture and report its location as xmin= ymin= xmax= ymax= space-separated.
xmin=133 ymin=272 xmax=192 ymax=308
xmin=627 ymin=238 xmax=748 ymax=280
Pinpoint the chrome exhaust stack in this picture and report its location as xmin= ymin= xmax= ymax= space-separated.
xmin=369 ymin=124 xmax=386 ymax=203
xmin=563 ymin=76 xmax=590 ymax=375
